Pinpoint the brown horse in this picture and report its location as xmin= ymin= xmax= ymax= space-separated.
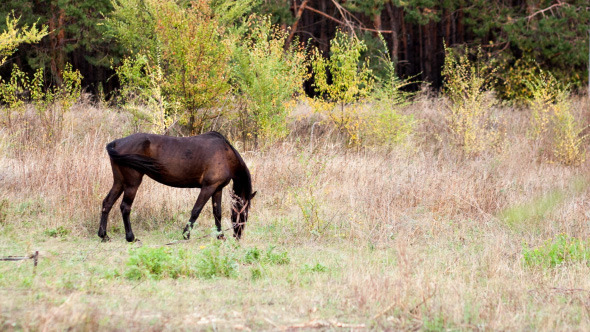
xmin=98 ymin=131 xmax=256 ymax=242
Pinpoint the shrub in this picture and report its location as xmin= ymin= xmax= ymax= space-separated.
xmin=442 ymin=45 xmax=502 ymax=156
xmin=311 ymin=30 xmax=373 ymax=146
xmin=109 ymin=0 xmax=231 ymax=134
xmin=230 ymin=15 xmax=309 ymax=144
xmin=363 ymin=35 xmax=416 ymax=146
xmin=526 ymin=71 xmax=586 ymax=166
xmin=195 ymin=242 xmax=239 ymax=279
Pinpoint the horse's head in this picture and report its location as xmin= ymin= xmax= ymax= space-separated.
xmin=231 ymin=191 xmax=256 ymax=239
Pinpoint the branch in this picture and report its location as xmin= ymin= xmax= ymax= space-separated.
xmin=304 ymin=5 xmax=393 ymax=34
xmin=527 ymin=1 xmax=570 ymax=22
xmin=285 ymin=0 xmax=310 ymax=49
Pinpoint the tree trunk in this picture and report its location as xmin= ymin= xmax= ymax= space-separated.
xmin=49 ymin=5 xmax=66 ymax=85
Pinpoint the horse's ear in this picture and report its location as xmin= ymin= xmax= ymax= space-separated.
xmin=250 ymin=191 xmax=257 ymax=200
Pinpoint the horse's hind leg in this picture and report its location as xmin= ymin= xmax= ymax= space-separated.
xmin=182 ymin=186 xmax=216 ymax=240
xmin=120 ymin=184 xmax=141 ymax=242
xmin=98 ymin=183 xmax=123 ymax=242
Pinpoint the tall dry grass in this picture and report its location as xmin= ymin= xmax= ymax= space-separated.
xmin=2 ymin=93 xmax=590 ymax=330
xmin=1 ymin=94 xmax=589 ymax=240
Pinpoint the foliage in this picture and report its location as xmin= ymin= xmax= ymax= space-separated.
xmin=442 ymin=44 xmax=501 ymax=156
xmin=526 ymin=71 xmax=585 ymax=166
xmin=0 ymin=0 xmax=117 ymax=82
xmin=0 ymin=14 xmax=47 ymax=67
xmin=108 ymin=0 xmax=231 ymax=134
xmin=230 ymin=15 xmax=309 ymax=143
xmin=244 ymin=245 xmax=290 ymax=265
xmin=496 ymin=57 xmax=543 ymax=102
xmin=312 ymin=30 xmax=373 ymax=145
xmin=523 ymin=234 xmax=590 ymax=268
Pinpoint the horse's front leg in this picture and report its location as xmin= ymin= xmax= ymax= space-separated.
xmin=211 ymin=189 xmax=224 ymax=239
xmin=183 ymin=186 xmax=216 ymax=240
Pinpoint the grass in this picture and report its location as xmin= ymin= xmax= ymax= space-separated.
xmin=1 ymin=95 xmax=590 ymax=330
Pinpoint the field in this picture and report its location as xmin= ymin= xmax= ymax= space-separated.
xmin=2 ymin=95 xmax=590 ymax=331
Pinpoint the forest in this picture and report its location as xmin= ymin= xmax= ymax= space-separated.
xmin=1 ymin=0 xmax=590 ymax=330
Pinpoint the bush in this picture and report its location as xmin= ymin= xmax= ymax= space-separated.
xmin=230 ymin=15 xmax=309 ymax=144
xmin=109 ymin=0 xmax=231 ymax=134
xmin=311 ymin=30 xmax=373 ymax=146
xmin=526 ymin=71 xmax=586 ymax=166
xmin=442 ymin=45 xmax=502 ymax=156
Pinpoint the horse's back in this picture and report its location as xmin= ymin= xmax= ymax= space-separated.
xmin=107 ymin=132 xmax=241 ymax=188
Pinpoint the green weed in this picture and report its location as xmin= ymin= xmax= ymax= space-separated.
xmin=523 ymin=234 xmax=590 ymax=268
xmin=44 ymin=226 xmax=70 ymax=238
xmin=301 ymin=262 xmax=327 ymax=273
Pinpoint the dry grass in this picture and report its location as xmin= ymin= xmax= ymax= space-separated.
xmin=1 ymin=94 xmax=590 ymax=330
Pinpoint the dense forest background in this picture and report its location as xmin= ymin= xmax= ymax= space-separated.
xmin=1 ymin=0 xmax=589 ymax=96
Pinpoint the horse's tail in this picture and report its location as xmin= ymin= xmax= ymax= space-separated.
xmin=106 ymin=141 xmax=163 ymax=175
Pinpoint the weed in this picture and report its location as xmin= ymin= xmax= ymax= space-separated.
xmin=125 ymin=246 xmax=183 ymax=280
xmin=44 ymin=226 xmax=70 ymax=238
xmin=195 ymin=242 xmax=239 ymax=279
xmin=264 ymin=245 xmax=290 ymax=265
xmin=301 ymin=262 xmax=327 ymax=273
xmin=523 ymin=234 xmax=590 ymax=268
xmin=500 ymin=190 xmax=565 ymax=230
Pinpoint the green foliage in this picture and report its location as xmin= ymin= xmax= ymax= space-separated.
xmin=442 ymin=45 xmax=501 ymax=156
xmin=523 ymin=234 xmax=590 ymax=268
xmin=230 ymin=15 xmax=309 ymax=143
xmin=109 ymin=0 xmax=231 ymax=134
xmin=244 ymin=245 xmax=290 ymax=265
xmin=0 ymin=14 xmax=47 ymax=67
xmin=526 ymin=71 xmax=586 ymax=166
xmin=312 ymin=30 xmax=373 ymax=145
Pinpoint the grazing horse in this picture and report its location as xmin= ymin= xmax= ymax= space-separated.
xmin=98 ymin=131 xmax=256 ymax=242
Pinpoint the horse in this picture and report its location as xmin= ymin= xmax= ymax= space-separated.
xmin=98 ymin=131 xmax=256 ymax=242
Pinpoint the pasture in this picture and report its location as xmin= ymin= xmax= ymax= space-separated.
xmin=2 ymin=96 xmax=590 ymax=331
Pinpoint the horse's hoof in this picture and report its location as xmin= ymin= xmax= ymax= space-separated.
xmin=126 ymin=234 xmax=136 ymax=243
xmin=101 ymin=235 xmax=110 ymax=243
xmin=217 ymin=234 xmax=225 ymax=240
